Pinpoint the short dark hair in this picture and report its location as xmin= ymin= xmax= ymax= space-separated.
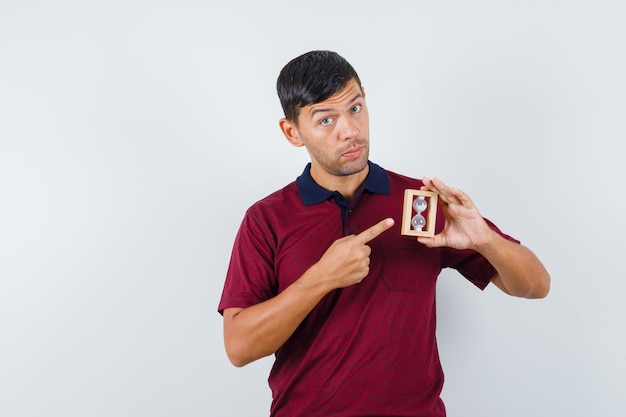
xmin=276 ymin=50 xmax=362 ymax=122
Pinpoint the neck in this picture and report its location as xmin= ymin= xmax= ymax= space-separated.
xmin=309 ymin=164 xmax=369 ymax=201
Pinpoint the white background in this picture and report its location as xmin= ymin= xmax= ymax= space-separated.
xmin=1 ymin=1 xmax=625 ymax=416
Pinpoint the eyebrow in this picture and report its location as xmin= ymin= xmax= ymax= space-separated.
xmin=309 ymin=93 xmax=363 ymax=117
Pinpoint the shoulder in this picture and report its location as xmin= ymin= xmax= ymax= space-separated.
xmin=379 ymin=168 xmax=425 ymax=192
xmin=367 ymin=161 xmax=424 ymax=189
xmin=249 ymin=181 xmax=300 ymax=211
xmin=241 ymin=181 xmax=306 ymax=230
xmin=386 ymin=169 xmax=421 ymax=184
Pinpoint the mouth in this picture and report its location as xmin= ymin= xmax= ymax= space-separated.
xmin=341 ymin=145 xmax=365 ymax=159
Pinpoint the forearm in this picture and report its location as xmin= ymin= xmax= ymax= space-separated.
xmin=477 ymin=232 xmax=551 ymax=299
xmin=223 ymin=267 xmax=332 ymax=367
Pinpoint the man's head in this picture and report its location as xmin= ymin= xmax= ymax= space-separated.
xmin=277 ymin=51 xmax=370 ymax=193
xmin=277 ymin=50 xmax=362 ymax=123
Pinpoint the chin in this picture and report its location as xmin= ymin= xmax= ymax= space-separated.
xmin=337 ymin=158 xmax=369 ymax=176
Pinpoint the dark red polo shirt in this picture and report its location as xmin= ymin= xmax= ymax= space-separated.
xmin=219 ymin=162 xmax=518 ymax=417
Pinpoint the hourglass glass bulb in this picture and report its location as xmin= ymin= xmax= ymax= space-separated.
xmin=413 ymin=196 xmax=427 ymax=213
xmin=411 ymin=214 xmax=426 ymax=231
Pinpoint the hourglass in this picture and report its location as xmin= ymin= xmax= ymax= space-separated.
xmin=401 ymin=189 xmax=438 ymax=237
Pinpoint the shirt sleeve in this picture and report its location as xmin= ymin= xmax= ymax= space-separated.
xmin=217 ymin=206 xmax=278 ymax=315
xmin=441 ymin=218 xmax=520 ymax=290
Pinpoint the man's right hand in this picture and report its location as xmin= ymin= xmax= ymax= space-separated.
xmin=312 ymin=217 xmax=394 ymax=289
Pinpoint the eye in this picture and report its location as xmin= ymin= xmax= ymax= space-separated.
xmin=351 ymin=104 xmax=362 ymax=113
xmin=320 ymin=117 xmax=333 ymax=126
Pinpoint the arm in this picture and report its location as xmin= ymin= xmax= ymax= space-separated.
xmin=418 ymin=177 xmax=550 ymax=299
xmin=223 ymin=268 xmax=332 ymax=368
xmin=472 ymin=231 xmax=550 ymax=298
xmin=223 ymin=218 xmax=394 ymax=367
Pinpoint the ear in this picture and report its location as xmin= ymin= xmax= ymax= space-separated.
xmin=279 ymin=118 xmax=304 ymax=147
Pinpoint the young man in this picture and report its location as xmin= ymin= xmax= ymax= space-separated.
xmin=218 ymin=50 xmax=550 ymax=417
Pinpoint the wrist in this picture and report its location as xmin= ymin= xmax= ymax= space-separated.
xmin=473 ymin=227 xmax=501 ymax=255
xmin=297 ymin=264 xmax=336 ymax=296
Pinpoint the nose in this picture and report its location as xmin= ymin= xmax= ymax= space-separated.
xmin=338 ymin=116 xmax=359 ymax=140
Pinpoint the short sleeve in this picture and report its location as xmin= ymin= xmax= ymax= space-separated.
xmin=441 ymin=218 xmax=520 ymax=290
xmin=217 ymin=207 xmax=278 ymax=314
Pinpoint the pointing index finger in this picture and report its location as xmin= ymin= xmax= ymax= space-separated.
xmin=354 ymin=218 xmax=395 ymax=244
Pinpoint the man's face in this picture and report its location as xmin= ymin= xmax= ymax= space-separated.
xmin=291 ymin=79 xmax=370 ymax=178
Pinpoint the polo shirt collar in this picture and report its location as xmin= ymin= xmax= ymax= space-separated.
xmin=296 ymin=161 xmax=390 ymax=205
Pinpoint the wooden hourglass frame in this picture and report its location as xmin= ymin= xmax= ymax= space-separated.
xmin=400 ymin=189 xmax=438 ymax=237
